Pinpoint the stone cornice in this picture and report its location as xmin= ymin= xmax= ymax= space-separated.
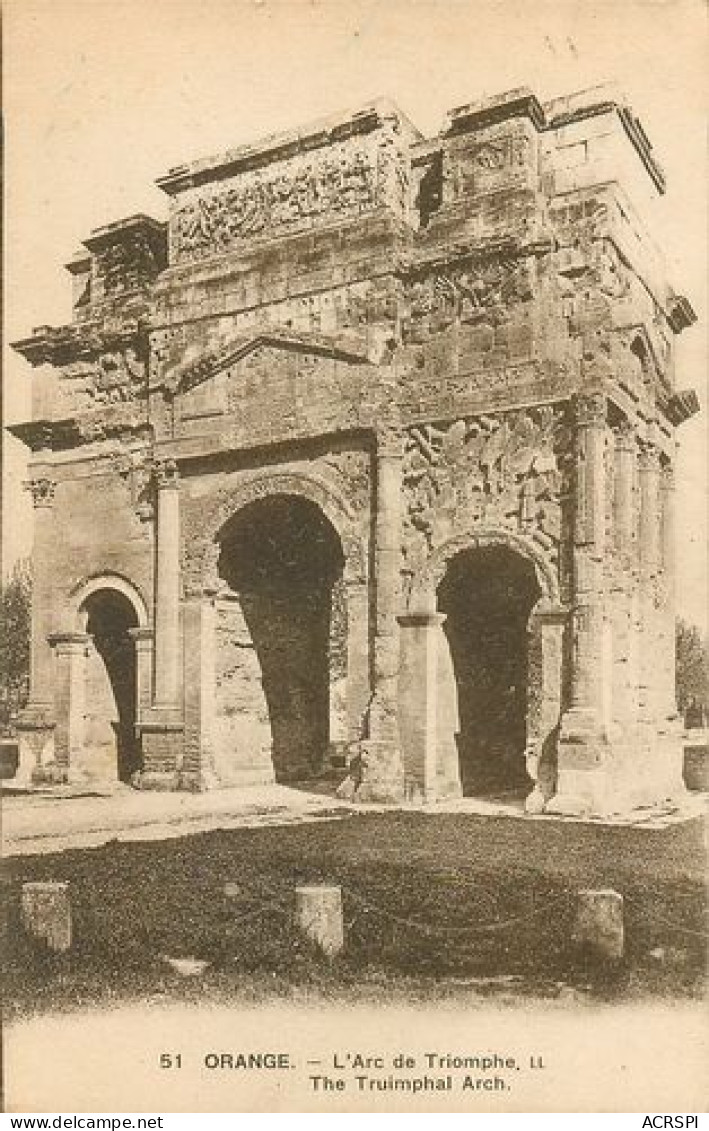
xmin=12 ymin=315 xmax=148 ymax=366
xmin=666 ymin=294 xmax=697 ymax=335
xmin=82 ymin=214 xmax=167 ymax=253
xmin=664 ymin=389 xmax=700 ymax=426
xmin=9 ymin=412 xmax=151 ymax=453
xmin=446 ymin=88 xmax=546 ymax=135
xmin=395 ymin=233 xmax=554 ymax=277
xmin=156 ymin=100 xmax=419 ymax=196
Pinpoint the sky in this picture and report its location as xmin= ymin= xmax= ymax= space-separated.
xmin=3 ymin=0 xmax=707 ymax=627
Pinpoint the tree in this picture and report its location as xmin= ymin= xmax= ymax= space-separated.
xmin=675 ymin=618 xmax=709 ymax=726
xmin=0 ymin=559 xmax=31 ymax=733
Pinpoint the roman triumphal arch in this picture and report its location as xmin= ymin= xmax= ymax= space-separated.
xmin=12 ymin=86 xmax=699 ymax=816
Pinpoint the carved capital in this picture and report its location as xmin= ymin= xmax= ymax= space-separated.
xmin=24 ymin=476 xmax=56 ymax=508
xmin=376 ymin=426 xmax=404 ymax=461
xmin=153 ymin=458 xmax=179 ymax=490
xmin=614 ymin=418 xmax=636 ymax=454
xmin=638 ymin=440 xmax=661 ymax=474
xmin=574 ymin=392 xmax=606 ymax=430
xmin=660 ymin=461 xmax=676 ymax=492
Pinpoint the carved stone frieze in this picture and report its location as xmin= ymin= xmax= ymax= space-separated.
xmin=403 ymin=252 xmax=534 ymax=342
xmin=402 ymin=404 xmax=572 ymax=577
xmin=55 ymin=345 xmax=148 ymax=424
xmin=172 ymin=143 xmax=381 ymax=263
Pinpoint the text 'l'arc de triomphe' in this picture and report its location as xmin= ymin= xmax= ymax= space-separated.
xmin=11 ymin=85 xmax=699 ymax=818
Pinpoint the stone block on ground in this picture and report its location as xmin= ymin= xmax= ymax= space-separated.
xmin=294 ymin=884 xmax=344 ymax=957
xmin=572 ymin=888 xmax=624 ymax=961
xmin=21 ymin=881 xmax=72 ymax=952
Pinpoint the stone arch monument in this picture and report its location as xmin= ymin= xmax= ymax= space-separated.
xmin=11 ymin=86 xmax=698 ymax=816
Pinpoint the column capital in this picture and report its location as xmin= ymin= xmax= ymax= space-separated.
xmin=397 ymin=611 xmax=447 ymax=628
xmin=574 ymin=392 xmax=607 ymax=429
xmin=614 ymin=418 xmax=636 ymax=454
xmin=47 ymin=632 xmax=89 ymax=653
xmin=183 ymin=584 xmax=220 ymax=601
xmin=127 ymin=626 xmax=154 ymax=643
xmin=659 ymin=461 xmax=676 ymax=491
xmin=376 ymin=425 xmax=404 ymax=460
xmin=638 ymin=440 xmax=661 ymax=473
xmin=527 ymin=601 xmax=569 ymax=626
xmin=24 ymin=476 xmax=56 ymax=508
xmin=153 ymin=457 xmax=180 ymax=489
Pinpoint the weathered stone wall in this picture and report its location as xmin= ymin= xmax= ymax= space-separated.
xmin=212 ymin=597 xmax=273 ymax=786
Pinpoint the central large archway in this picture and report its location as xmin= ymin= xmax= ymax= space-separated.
xmin=437 ymin=545 xmax=542 ymax=797
xmin=213 ymin=493 xmax=346 ymax=784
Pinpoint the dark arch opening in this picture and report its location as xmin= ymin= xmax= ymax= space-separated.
xmin=216 ymin=495 xmax=345 ymax=783
xmin=437 ymin=546 xmax=541 ymax=796
xmin=82 ymin=589 xmax=140 ymax=783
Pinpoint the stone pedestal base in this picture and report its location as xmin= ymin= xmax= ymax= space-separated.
xmin=15 ymin=706 xmax=56 ymax=787
xmin=178 ymin=758 xmax=276 ymax=791
xmin=131 ymin=769 xmax=180 ymax=791
xmin=350 ymin=739 xmax=405 ymax=803
xmin=137 ymin=713 xmax=184 ymax=789
xmin=547 ymin=734 xmax=687 ymax=818
xmin=397 ymin=610 xmax=462 ymax=804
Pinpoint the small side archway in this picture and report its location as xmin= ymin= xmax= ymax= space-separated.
xmin=409 ymin=528 xmax=560 ymax=613
xmin=71 ymin=573 xmax=149 ymax=632
xmin=55 ymin=574 xmax=150 ymax=785
xmin=400 ymin=528 xmax=566 ymax=803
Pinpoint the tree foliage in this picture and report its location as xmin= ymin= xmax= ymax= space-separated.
xmin=675 ymin=617 xmax=709 ymax=724
xmin=0 ymin=559 xmax=32 ymax=733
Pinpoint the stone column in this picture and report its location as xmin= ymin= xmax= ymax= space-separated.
xmin=659 ymin=460 xmax=678 ymax=722
xmin=24 ymin=476 xmax=56 ymax=710
xmin=344 ymin=578 xmax=371 ymax=750
xmin=181 ymin=588 xmax=219 ymax=790
xmin=611 ymin=421 xmax=639 ymax=737
xmin=563 ymin=392 xmax=609 ymax=736
xmin=525 ymin=605 xmax=566 ymax=812
xmin=327 ymin=575 xmax=349 ymax=764
xmin=614 ymin=421 xmax=636 ymax=559
xmin=15 ymin=475 xmax=57 ymax=784
xmin=48 ymin=632 xmax=88 ymax=782
xmin=551 ymin=393 xmax=610 ymax=815
xmin=357 ymin=428 xmax=405 ymax=801
xmin=127 ymin=627 xmax=154 ymax=722
xmin=637 ymin=438 xmax=661 ymax=739
xmin=134 ymin=458 xmax=183 ymax=790
xmin=153 ymin=458 xmax=181 ymax=709
xmin=650 ymin=453 xmax=685 ymax=802
xmin=127 ymin=626 xmax=153 ymax=776
xmin=397 ymin=611 xmax=461 ymax=802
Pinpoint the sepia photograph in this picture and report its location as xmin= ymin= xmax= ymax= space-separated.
xmin=1 ymin=0 xmax=707 ymax=1115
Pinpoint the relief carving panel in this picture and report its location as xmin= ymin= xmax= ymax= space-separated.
xmin=57 ymin=346 xmax=147 ymax=417
xmin=171 ymin=130 xmax=407 ymax=263
xmin=403 ymin=253 xmax=535 ymax=343
xmin=402 ymin=404 xmax=572 ymax=578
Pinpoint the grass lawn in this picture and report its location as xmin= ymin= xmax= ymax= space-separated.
xmin=2 ymin=810 xmax=706 ymax=1017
